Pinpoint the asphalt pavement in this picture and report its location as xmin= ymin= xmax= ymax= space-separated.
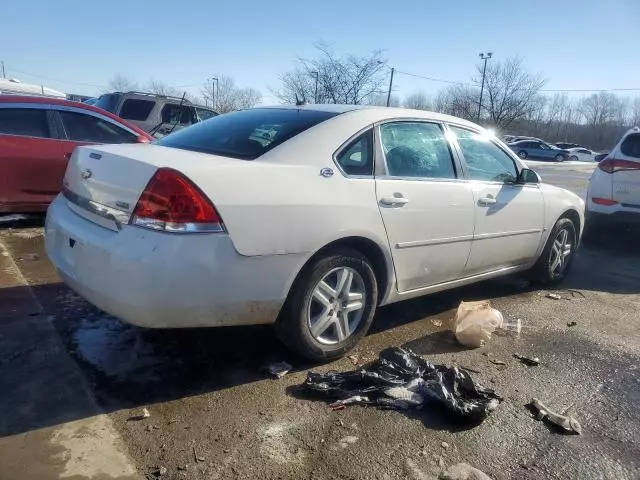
xmin=1 ymin=161 xmax=639 ymax=480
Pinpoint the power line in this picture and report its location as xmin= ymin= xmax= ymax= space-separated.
xmin=394 ymin=69 xmax=471 ymax=86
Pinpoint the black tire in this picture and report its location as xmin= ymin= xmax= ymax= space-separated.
xmin=555 ymin=154 xmax=565 ymax=162
xmin=518 ymin=150 xmax=528 ymax=159
xmin=569 ymin=155 xmax=579 ymax=162
xmin=275 ymin=247 xmax=378 ymax=361
xmin=529 ymin=217 xmax=577 ymax=285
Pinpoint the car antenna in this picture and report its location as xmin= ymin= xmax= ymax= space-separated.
xmin=165 ymin=92 xmax=187 ymax=136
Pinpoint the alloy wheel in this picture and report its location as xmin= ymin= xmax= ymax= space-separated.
xmin=549 ymin=227 xmax=573 ymax=277
xmin=307 ymin=267 xmax=366 ymax=345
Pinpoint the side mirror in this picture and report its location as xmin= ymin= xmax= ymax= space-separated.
xmin=517 ymin=168 xmax=540 ymax=184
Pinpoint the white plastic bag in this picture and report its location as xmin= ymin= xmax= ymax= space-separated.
xmin=453 ymin=300 xmax=504 ymax=348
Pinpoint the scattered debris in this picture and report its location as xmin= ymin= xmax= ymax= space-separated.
xmin=177 ymin=466 xmax=188 ymax=471
xmin=460 ymin=366 xmax=481 ymax=374
xmin=501 ymin=318 xmax=522 ymax=337
xmin=404 ymin=458 xmax=433 ymax=480
xmin=438 ymin=456 xmax=446 ymax=468
xmin=513 ymin=354 xmax=540 ymax=366
xmin=452 ymin=301 xmax=503 ymax=348
xmin=157 ymin=466 xmax=167 ymax=476
xmin=22 ymin=253 xmax=40 ymax=261
xmin=441 ymin=441 xmax=449 ymax=449
xmin=142 ymin=408 xmax=151 ymax=418
xmin=439 ymin=462 xmax=493 ymax=480
xmin=302 ymin=347 xmax=502 ymax=421
xmin=489 ymin=359 xmax=506 ymax=366
xmin=193 ymin=446 xmax=205 ymax=462
xmin=337 ymin=436 xmax=358 ymax=448
xmin=528 ymin=398 xmax=582 ymax=435
xmin=431 ymin=319 xmax=443 ymax=327
xmin=567 ymin=321 xmax=577 ymax=327
xmin=145 ymin=425 xmax=152 ymax=432
xmin=348 ymin=354 xmax=359 ymax=365
xmin=223 ymin=449 xmax=230 ymax=453
xmin=261 ymin=361 xmax=292 ymax=379
xmin=546 ymin=293 xmax=562 ymax=300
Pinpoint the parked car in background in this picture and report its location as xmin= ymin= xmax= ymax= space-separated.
xmin=566 ymin=147 xmax=599 ymax=162
xmin=93 ymin=91 xmax=217 ymax=137
xmin=586 ymin=127 xmax=640 ymax=228
xmin=45 ymin=105 xmax=584 ymax=360
xmin=556 ymin=142 xmax=589 ymax=150
xmin=508 ymin=139 xmax=569 ymax=161
xmin=0 ymin=95 xmax=152 ymax=213
xmin=594 ymin=152 xmax=608 ymax=162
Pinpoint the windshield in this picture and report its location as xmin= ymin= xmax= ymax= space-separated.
xmin=94 ymin=94 xmax=119 ymax=113
xmin=156 ymin=108 xmax=338 ymax=160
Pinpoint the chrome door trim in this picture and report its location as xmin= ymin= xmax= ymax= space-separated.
xmin=473 ymin=228 xmax=543 ymax=241
xmin=396 ymin=234 xmax=474 ymax=249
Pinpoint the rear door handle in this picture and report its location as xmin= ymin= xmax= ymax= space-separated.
xmin=380 ymin=195 xmax=409 ymax=207
xmin=478 ymin=196 xmax=497 ymax=206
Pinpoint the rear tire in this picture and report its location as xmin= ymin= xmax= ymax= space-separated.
xmin=529 ymin=217 xmax=577 ymax=285
xmin=569 ymin=155 xmax=578 ymax=162
xmin=275 ymin=248 xmax=378 ymax=362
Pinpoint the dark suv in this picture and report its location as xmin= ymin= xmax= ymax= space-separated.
xmin=94 ymin=91 xmax=218 ymax=137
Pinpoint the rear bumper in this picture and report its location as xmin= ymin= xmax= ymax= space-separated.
xmin=45 ymin=195 xmax=305 ymax=328
xmin=587 ymin=210 xmax=640 ymax=226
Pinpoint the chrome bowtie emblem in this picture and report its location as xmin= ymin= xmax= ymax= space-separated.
xmin=80 ymin=169 xmax=93 ymax=179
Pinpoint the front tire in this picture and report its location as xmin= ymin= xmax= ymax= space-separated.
xmin=275 ymin=248 xmax=378 ymax=361
xmin=530 ymin=218 xmax=577 ymax=285
xmin=569 ymin=155 xmax=578 ymax=161
xmin=555 ymin=154 xmax=565 ymax=162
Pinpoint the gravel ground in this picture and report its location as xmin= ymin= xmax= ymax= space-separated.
xmin=1 ymin=162 xmax=639 ymax=480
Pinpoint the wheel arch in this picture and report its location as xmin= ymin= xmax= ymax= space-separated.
xmin=285 ymin=236 xmax=393 ymax=305
xmin=560 ymin=208 xmax=582 ymax=239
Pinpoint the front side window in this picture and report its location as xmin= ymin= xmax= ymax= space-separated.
xmin=119 ymin=99 xmax=155 ymax=121
xmin=161 ymin=104 xmax=197 ymax=125
xmin=156 ymin=108 xmax=338 ymax=160
xmin=59 ymin=111 xmax=137 ymax=143
xmin=0 ymin=108 xmax=51 ymax=138
xmin=450 ymin=126 xmax=518 ymax=183
xmin=335 ymin=130 xmax=373 ymax=176
xmin=380 ymin=122 xmax=456 ymax=179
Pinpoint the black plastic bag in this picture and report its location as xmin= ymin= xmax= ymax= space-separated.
xmin=302 ymin=347 xmax=501 ymax=420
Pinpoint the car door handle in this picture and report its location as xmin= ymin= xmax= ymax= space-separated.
xmin=478 ymin=196 xmax=497 ymax=206
xmin=380 ymin=195 xmax=409 ymax=207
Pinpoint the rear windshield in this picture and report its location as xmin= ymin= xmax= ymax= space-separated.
xmin=94 ymin=94 xmax=119 ymax=113
xmin=621 ymin=133 xmax=640 ymax=159
xmin=155 ymin=108 xmax=338 ymax=160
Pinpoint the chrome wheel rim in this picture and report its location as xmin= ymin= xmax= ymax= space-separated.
xmin=518 ymin=151 xmax=527 ymax=159
xmin=307 ymin=267 xmax=366 ymax=345
xmin=550 ymin=228 xmax=573 ymax=276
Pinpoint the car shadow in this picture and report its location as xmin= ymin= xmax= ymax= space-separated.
xmin=0 ymin=213 xmax=46 ymax=230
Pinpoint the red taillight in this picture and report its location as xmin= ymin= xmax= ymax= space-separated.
xmin=598 ymin=157 xmax=640 ymax=174
xmin=591 ymin=197 xmax=618 ymax=206
xmin=131 ymin=168 xmax=224 ymax=233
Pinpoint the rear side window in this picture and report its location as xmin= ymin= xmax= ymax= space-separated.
xmin=621 ymin=133 xmax=640 ymax=159
xmin=59 ymin=111 xmax=138 ymax=144
xmin=156 ymin=108 xmax=338 ymax=160
xmin=94 ymin=94 xmax=120 ymax=113
xmin=0 ymin=108 xmax=51 ymax=138
xmin=336 ymin=130 xmax=374 ymax=176
xmin=119 ymin=99 xmax=155 ymax=121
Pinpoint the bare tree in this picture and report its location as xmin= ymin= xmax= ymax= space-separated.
xmin=403 ymin=91 xmax=432 ymax=110
xmin=202 ymin=75 xmax=262 ymax=113
xmin=579 ymin=92 xmax=621 ymax=126
xmin=631 ymin=97 xmax=640 ymax=127
xmin=146 ymin=79 xmax=180 ymax=97
xmin=273 ymin=43 xmax=388 ymax=105
xmin=433 ymin=85 xmax=477 ymax=120
xmin=478 ymin=57 xmax=545 ymax=130
xmin=367 ymin=93 xmax=400 ymax=107
xmin=107 ymin=73 xmax=137 ymax=92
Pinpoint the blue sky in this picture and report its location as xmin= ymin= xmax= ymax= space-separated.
xmin=3 ymin=0 xmax=639 ymax=103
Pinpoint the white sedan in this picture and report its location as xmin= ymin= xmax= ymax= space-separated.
xmin=567 ymin=147 xmax=598 ymax=162
xmin=45 ymin=105 xmax=584 ymax=360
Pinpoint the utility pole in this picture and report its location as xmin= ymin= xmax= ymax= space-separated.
xmin=1 ymin=61 xmax=5 ymax=78
xmin=312 ymin=71 xmax=318 ymax=104
xmin=209 ymin=77 xmax=219 ymax=110
xmin=386 ymin=67 xmax=395 ymax=107
xmin=477 ymin=52 xmax=492 ymax=122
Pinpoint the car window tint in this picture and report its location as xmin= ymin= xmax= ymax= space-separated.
xmin=94 ymin=94 xmax=119 ymax=113
xmin=621 ymin=133 xmax=640 ymax=159
xmin=161 ymin=104 xmax=197 ymax=125
xmin=59 ymin=111 xmax=138 ymax=143
xmin=119 ymin=99 xmax=155 ymax=121
xmin=156 ymin=108 xmax=338 ymax=160
xmin=196 ymin=107 xmax=217 ymax=121
xmin=450 ymin=126 xmax=518 ymax=183
xmin=0 ymin=108 xmax=51 ymax=138
xmin=380 ymin=122 xmax=456 ymax=179
xmin=336 ymin=130 xmax=373 ymax=176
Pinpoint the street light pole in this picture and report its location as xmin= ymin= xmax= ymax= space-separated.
xmin=1 ymin=61 xmax=5 ymax=79
xmin=312 ymin=71 xmax=318 ymax=103
xmin=386 ymin=67 xmax=395 ymax=107
xmin=210 ymin=77 xmax=219 ymax=110
xmin=477 ymin=52 xmax=492 ymax=122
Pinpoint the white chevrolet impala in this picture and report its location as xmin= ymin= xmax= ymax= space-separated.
xmin=45 ymin=105 xmax=584 ymax=360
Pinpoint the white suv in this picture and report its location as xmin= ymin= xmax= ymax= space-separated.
xmin=587 ymin=127 xmax=640 ymax=227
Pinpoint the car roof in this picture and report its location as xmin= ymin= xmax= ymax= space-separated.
xmin=0 ymin=94 xmax=152 ymax=138
xmin=260 ymin=104 xmax=484 ymax=130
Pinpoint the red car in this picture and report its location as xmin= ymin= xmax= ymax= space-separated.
xmin=0 ymin=95 xmax=152 ymax=213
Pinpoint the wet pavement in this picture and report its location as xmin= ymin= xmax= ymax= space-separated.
xmin=1 ymin=163 xmax=639 ymax=479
